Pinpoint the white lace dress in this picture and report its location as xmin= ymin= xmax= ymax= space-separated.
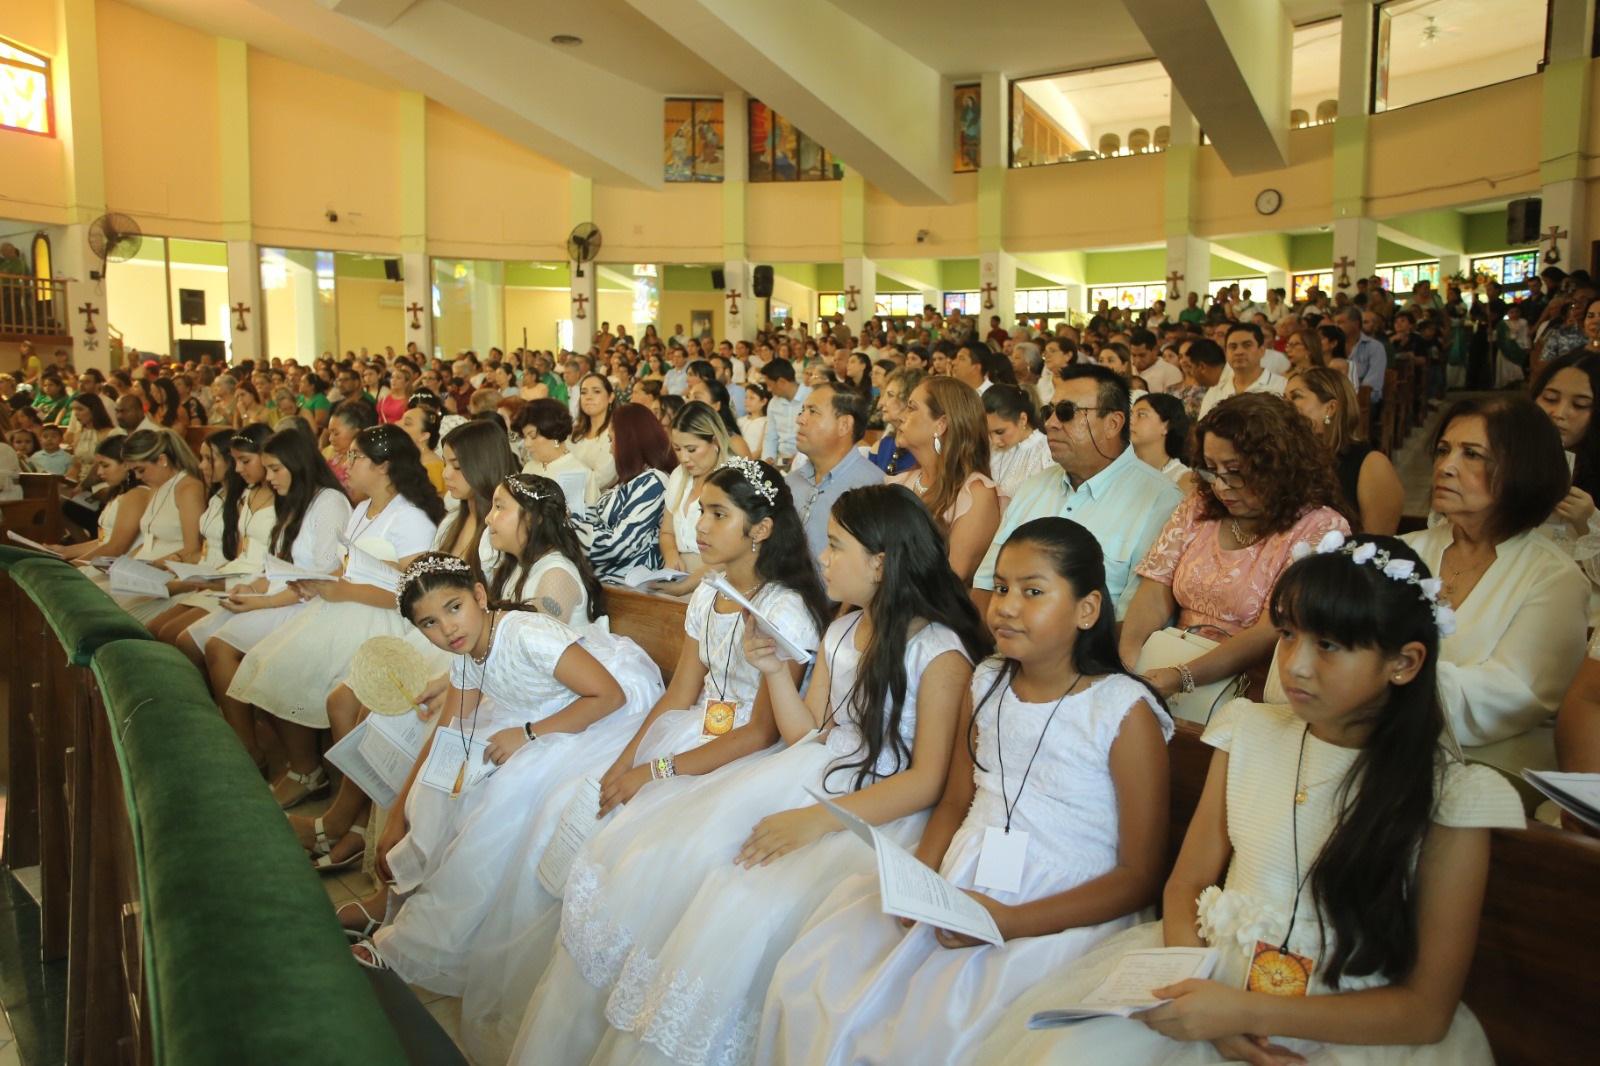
xmin=460 ymin=582 xmax=820 ymax=1065
xmin=184 ymin=488 xmax=352 ymax=651
xmin=759 ymin=664 xmax=1168 ymax=1066
xmin=228 ymin=495 xmax=437 ymax=727
xmin=583 ymin=620 xmax=973 ymax=1066
xmin=372 ymin=610 xmax=663 ymax=992
xmin=969 ymin=700 xmax=1525 ymax=1066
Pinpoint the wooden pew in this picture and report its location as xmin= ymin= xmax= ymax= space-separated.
xmin=0 ymin=471 xmax=65 ymax=546
xmin=601 ymin=586 xmax=1600 ymax=1066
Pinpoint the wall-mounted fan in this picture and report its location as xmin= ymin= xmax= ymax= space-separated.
xmin=87 ymin=212 xmax=142 ymax=280
xmin=567 ymin=222 xmax=602 ymax=278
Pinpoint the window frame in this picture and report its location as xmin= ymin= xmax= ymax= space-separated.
xmin=1371 ymin=0 xmax=1551 ymax=115
xmin=0 ymin=37 xmax=55 ymax=138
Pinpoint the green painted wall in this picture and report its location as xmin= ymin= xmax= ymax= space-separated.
xmin=504 ymin=261 xmax=569 ymax=287
xmin=1464 ymin=209 xmax=1524 ymax=254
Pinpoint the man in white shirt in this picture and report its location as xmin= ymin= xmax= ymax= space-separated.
xmin=952 ymin=344 xmax=991 ymax=394
xmin=973 ymin=364 xmax=1182 ymax=617
xmin=1128 ymin=328 xmax=1182 ymax=394
xmin=1198 ymin=322 xmax=1285 ymax=417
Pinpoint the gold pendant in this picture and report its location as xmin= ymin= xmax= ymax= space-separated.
xmin=1294 ymin=790 xmax=1308 ymax=805
xmin=1247 ymin=940 xmax=1313 ymax=996
xmin=702 ymin=700 xmax=736 ymax=736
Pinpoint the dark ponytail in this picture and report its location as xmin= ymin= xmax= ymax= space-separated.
xmin=491 ymin=474 xmax=605 ymax=622
xmin=355 ymin=424 xmax=446 ymax=525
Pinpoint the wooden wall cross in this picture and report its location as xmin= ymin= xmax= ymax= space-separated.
xmin=572 ymin=293 xmax=589 ymax=320
xmin=78 ymin=302 xmax=99 ymax=335
xmin=980 ymin=281 xmax=997 ymax=310
xmin=725 ymin=289 xmax=742 ymax=316
xmin=231 ymin=302 xmax=251 ymax=332
xmin=406 ymin=302 xmax=424 ymax=330
xmin=1543 ymin=224 xmax=1569 ymax=265
xmin=844 ymin=285 xmax=861 ymax=312
xmin=1166 ymin=270 xmax=1184 ymax=298
xmin=1334 ymin=256 xmax=1355 ymax=289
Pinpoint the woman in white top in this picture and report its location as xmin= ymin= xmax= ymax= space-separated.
xmin=658 ymin=400 xmax=735 ymax=589
xmin=55 ymin=436 xmax=150 ymax=562
xmin=569 ymin=373 xmax=619 ymax=496
xmin=98 ymin=429 xmax=206 ymax=624
xmin=63 ymin=394 xmax=119 ymax=487
xmin=983 ymin=384 xmax=1053 ymax=500
xmin=1402 ymin=396 xmax=1588 ymax=775
xmin=515 ymin=398 xmax=595 ymax=505
xmin=1530 ymin=350 xmax=1600 ymax=627
xmin=1130 ymin=392 xmax=1193 ymax=490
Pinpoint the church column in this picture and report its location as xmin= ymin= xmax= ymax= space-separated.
xmin=471 ymin=261 xmax=504 ymax=355
xmin=1164 ymin=91 xmax=1210 ymax=309
xmin=570 ymin=175 xmax=599 ymax=349
xmin=841 ymin=167 xmax=875 ymax=340
xmin=1539 ymin=0 xmax=1596 ymax=273
xmin=721 ymin=90 xmax=756 ymax=342
xmin=977 ymin=71 xmax=1015 ymax=329
xmin=1331 ymin=0 xmax=1377 ymax=291
xmin=54 ymin=0 xmax=108 ymax=370
xmin=217 ymin=38 xmax=260 ymax=363
xmin=398 ymin=91 xmax=434 ymax=358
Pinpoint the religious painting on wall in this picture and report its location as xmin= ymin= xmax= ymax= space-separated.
xmin=664 ymin=98 xmax=724 ymax=182
xmin=749 ymin=99 xmax=842 ymax=183
xmin=954 ymin=83 xmax=980 ymax=172
xmin=690 ymin=310 xmax=713 ymax=339
xmin=748 ymin=100 xmax=773 ymax=181
xmin=771 ymin=112 xmax=798 ymax=180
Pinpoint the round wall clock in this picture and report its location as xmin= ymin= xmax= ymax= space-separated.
xmin=1255 ymin=188 xmax=1283 ymax=216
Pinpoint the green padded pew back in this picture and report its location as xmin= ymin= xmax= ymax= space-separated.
xmin=11 ymin=559 xmax=150 ymax=663
xmin=0 ymin=544 xmax=62 ymax=571
xmin=90 ymin=640 xmax=407 ymax=1064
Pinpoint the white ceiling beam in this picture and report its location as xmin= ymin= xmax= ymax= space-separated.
xmin=316 ymin=0 xmax=418 ymax=29
xmin=624 ymin=0 xmax=953 ymax=205
xmin=1123 ymin=0 xmax=1292 ymax=173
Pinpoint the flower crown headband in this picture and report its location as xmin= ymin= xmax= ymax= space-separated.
xmin=503 ymin=475 xmax=555 ymax=508
xmin=719 ymin=456 xmax=778 ymax=505
xmin=1291 ymin=530 xmax=1456 ymax=636
xmin=396 ymin=553 xmax=472 ymax=599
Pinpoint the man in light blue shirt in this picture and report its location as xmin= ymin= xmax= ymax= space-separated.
xmin=973 ymin=364 xmax=1182 ymax=618
xmin=784 ymin=384 xmax=883 ymax=562
xmin=1339 ymin=306 xmax=1387 ymax=403
xmin=663 ymin=346 xmax=691 ymax=397
xmin=759 ymin=358 xmax=809 ymax=467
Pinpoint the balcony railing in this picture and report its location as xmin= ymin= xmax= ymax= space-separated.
xmin=0 ymin=273 xmax=69 ymax=339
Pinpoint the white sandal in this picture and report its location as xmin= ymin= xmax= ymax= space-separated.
xmin=275 ymin=766 xmax=329 ymax=810
xmin=312 ymin=825 xmax=367 ymax=872
xmin=351 ymin=937 xmax=389 ymax=971
xmin=338 ymin=896 xmax=384 ymax=939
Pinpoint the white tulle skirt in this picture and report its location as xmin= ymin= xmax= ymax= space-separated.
xmin=509 ymin=737 xmax=922 ymax=1066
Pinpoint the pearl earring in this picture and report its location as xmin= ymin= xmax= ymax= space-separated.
xmin=933 ymin=434 xmax=943 ymax=456
xmin=1323 ymin=414 xmax=1332 ymax=425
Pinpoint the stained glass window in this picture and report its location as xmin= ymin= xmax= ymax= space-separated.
xmin=1291 ymin=272 xmax=1334 ymax=303
xmin=0 ymin=38 xmax=52 ymax=137
xmin=664 ymin=99 xmax=723 ymax=183
xmin=750 ymin=100 xmax=841 ymax=183
xmin=1088 ymin=284 xmax=1167 ymax=311
xmin=1470 ymin=251 xmax=1539 ymax=287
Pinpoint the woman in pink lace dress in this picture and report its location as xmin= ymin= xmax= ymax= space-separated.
xmin=1119 ymin=393 xmax=1351 ymax=701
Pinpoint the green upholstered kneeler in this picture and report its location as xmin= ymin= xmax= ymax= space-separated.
xmin=11 ymin=558 xmax=150 ymax=663
xmin=0 ymin=543 xmax=64 ymax=570
xmin=90 ymin=640 xmax=407 ymax=1063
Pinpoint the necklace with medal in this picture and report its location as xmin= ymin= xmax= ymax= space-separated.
xmin=450 ymin=610 xmax=496 ymax=797
xmin=1247 ymin=724 xmax=1319 ymax=997
xmin=701 ymin=580 xmax=761 ymax=737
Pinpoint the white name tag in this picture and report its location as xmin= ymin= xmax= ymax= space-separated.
xmin=973 ymin=826 xmax=1028 ymax=895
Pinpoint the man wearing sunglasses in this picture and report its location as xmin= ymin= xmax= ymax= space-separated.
xmin=971 ymin=364 xmax=1182 ymax=616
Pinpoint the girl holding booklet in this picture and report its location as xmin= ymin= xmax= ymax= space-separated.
xmin=974 ymin=534 xmax=1525 ymax=1066
xmin=54 ymin=436 xmax=149 ymax=562
xmin=91 ymin=429 xmax=207 ymax=623
xmin=351 ymin=553 xmax=662 ymax=989
xmin=760 ymin=517 xmax=1172 ymax=1066
xmin=223 ymin=425 xmax=441 ymax=806
xmin=186 ymin=427 xmax=351 ymax=769
xmin=528 ymin=483 xmax=989 ymax=1066
xmin=459 ymin=457 xmax=828 ymax=1063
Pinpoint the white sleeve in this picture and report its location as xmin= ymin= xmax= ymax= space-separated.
xmin=296 ymin=490 xmax=354 ymax=573
xmin=388 ymin=505 xmax=441 ymax=558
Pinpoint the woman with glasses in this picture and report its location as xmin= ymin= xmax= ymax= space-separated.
xmin=1119 ymin=393 xmax=1350 ymax=703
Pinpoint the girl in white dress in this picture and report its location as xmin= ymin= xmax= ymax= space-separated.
xmin=194 ymin=427 xmax=352 ymax=769
xmin=349 ymin=554 xmax=658 ymax=989
xmin=984 ymin=384 xmax=1053 ymax=499
xmin=657 ymin=401 xmax=735 ymax=594
xmin=571 ymin=373 xmax=620 ymax=495
xmin=54 ymin=436 xmax=149 ymax=563
xmin=151 ymin=425 xmax=276 ymax=660
xmin=461 ymin=458 xmax=829 ymax=1064
xmin=290 ymin=420 xmax=518 ymax=870
xmin=567 ymin=484 xmax=991 ymax=1066
xmin=226 ymin=425 xmax=442 ymax=805
xmin=98 ymin=429 xmax=207 ymax=623
xmin=761 ymin=516 xmax=1173 ymax=1065
xmin=976 ymin=534 xmax=1526 ymax=1066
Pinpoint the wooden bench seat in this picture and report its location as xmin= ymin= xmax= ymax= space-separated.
xmin=606 ymin=591 xmax=1600 ymax=1066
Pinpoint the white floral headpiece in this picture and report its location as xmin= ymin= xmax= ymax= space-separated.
xmin=718 ymin=456 xmax=778 ymax=505
xmin=504 ymin=475 xmax=554 ymax=507
xmin=1290 ymin=530 xmax=1456 ymax=636
xmin=396 ymin=553 xmax=472 ymax=599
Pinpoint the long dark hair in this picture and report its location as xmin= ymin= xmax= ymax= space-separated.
xmin=1269 ymin=535 xmax=1443 ymax=986
xmin=405 ymin=389 xmax=444 ymax=449
xmin=210 ymin=426 xmax=261 ymax=560
xmin=152 ymin=378 xmax=182 ymax=427
xmin=703 ymin=460 xmax=829 ymax=638
xmin=969 ymin=517 xmax=1161 ymax=765
xmin=1531 ymin=350 xmax=1600 ymax=501
xmin=698 ymin=378 xmax=743 ymax=439
xmin=825 ymin=485 xmax=991 ymax=792
xmin=437 ymin=420 xmax=516 ymax=557
xmin=398 ymin=552 xmax=536 ymax=625
xmin=611 ymin=403 xmax=676 ymax=484
xmin=96 ymin=435 xmax=140 ymax=503
xmin=491 ymin=474 xmax=605 ymax=621
xmin=1136 ymin=392 xmax=1191 ymax=464
xmin=264 ymin=427 xmax=342 ymax=556
xmin=354 ymin=424 xmax=446 ymax=525
xmin=571 ymin=372 xmax=615 ymax=440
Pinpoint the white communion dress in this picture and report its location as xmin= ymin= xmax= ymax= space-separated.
xmin=101 ymin=473 xmax=191 ymax=624
xmin=758 ymin=663 xmax=1169 ymax=1066
xmin=582 ymin=617 xmax=966 ymax=1062
xmin=968 ymin=699 xmax=1525 ymax=1066
xmin=372 ymin=609 xmax=663 ymax=992
xmin=460 ymin=580 xmax=820 ymax=1064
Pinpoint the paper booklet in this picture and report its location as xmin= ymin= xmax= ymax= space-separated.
xmin=614 ymin=565 xmax=690 ymax=590
xmin=5 ymin=530 xmax=62 ymax=556
xmin=537 ymin=777 xmax=606 ymax=897
xmin=1026 ymin=948 xmax=1220 ymax=1027
xmin=706 ymin=571 xmax=815 ymax=664
xmin=1522 ymin=769 xmax=1600 ymax=832
xmin=555 ymin=470 xmax=590 ymax=516
xmin=326 ymin=722 xmax=401 ymax=811
xmin=810 ymin=789 xmax=1003 ymax=947
xmin=164 ymin=561 xmax=228 ymax=582
xmin=108 ymin=557 xmax=174 ymax=598
xmin=342 ymin=542 xmax=403 ymax=593
xmin=417 ymin=732 xmax=498 ymax=795
xmin=263 ymin=556 xmax=339 ymax=591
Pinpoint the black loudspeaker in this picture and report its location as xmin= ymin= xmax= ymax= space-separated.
xmin=1507 ymin=198 xmax=1542 ymax=245
xmin=177 ymin=339 xmax=227 ymax=363
xmin=752 ymin=265 xmax=774 ymax=298
xmin=383 ymin=258 xmax=402 ymax=281
xmin=711 ymin=267 xmax=726 ymax=290
xmin=178 ymin=288 xmax=206 ymax=326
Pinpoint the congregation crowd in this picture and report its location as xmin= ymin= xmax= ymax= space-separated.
xmin=2 ymin=263 xmax=1599 ymax=1066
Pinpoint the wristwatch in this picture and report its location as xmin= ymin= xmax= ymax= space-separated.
xmin=523 ymin=722 xmax=539 ymax=742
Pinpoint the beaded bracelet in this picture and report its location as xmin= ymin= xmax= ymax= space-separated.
xmin=1176 ymin=663 xmax=1196 ymax=694
xmin=650 ymin=756 xmax=677 ymax=781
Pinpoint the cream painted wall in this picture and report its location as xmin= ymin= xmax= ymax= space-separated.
xmin=503 ymin=288 xmax=568 ymax=352
xmin=1195 ymin=125 xmax=1333 ymax=236
xmin=335 ymin=276 xmax=404 ymax=354
xmin=102 ymin=259 xmax=228 ymax=356
xmin=1004 ymin=155 xmax=1166 ymax=252
xmin=426 ymin=101 xmax=571 ymax=261
xmin=1 ymin=1 xmax=65 ymax=224
xmin=593 ymin=184 xmax=723 ymax=264
xmin=658 ymin=290 xmax=720 ymax=341
xmin=865 ymin=173 xmax=978 ymax=259
xmin=748 ymin=184 xmax=842 ymax=262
